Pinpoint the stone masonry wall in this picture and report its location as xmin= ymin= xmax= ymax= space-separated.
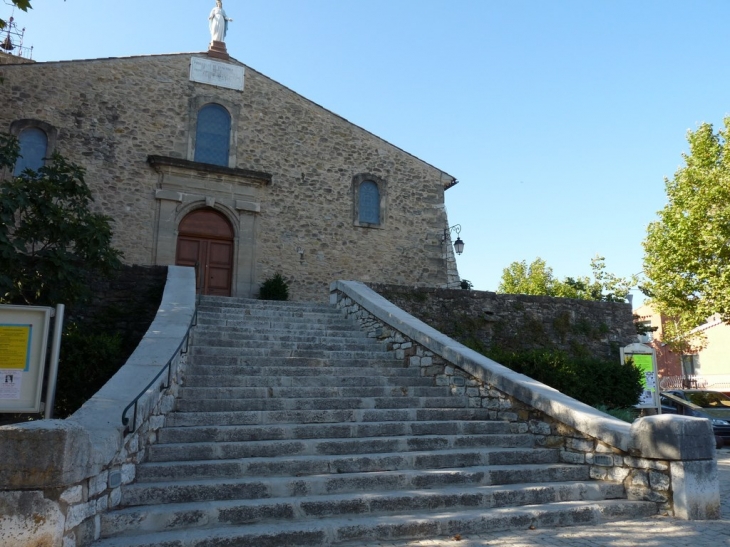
xmin=370 ymin=284 xmax=636 ymax=359
xmin=0 ymin=53 xmax=455 ymax=301
xmin=333 ymin=291 xmax=673 ymax=512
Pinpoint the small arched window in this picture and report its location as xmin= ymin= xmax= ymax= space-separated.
xmin=194 ymin=104 xmax=231 ymax=167
xmin=14 ymin=127 xmax=48 ymax=176
xmin=359 ymin=181 xmax=380 ymax=224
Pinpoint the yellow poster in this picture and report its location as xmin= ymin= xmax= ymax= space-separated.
xmin=0 ymin=324 xmax=32 ymax=371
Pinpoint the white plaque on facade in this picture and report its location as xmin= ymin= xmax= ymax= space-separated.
xmin=190 ymin=57 xmax=245 ymax=91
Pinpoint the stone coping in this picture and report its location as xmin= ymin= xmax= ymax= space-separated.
xmin=0 ymin=266 xmax=196 ymax=489
xmin=330 ymin=281 xmax=642 ymax=454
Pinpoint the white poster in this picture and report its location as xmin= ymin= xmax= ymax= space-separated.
xmin=0 ymin=370 xmax=23 ymax=400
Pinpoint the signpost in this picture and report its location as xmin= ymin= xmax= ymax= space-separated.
xmin=0 ymin=304 xmax=64 ymax=415
xmin=621 ymin=342 xmax=660 ymax=412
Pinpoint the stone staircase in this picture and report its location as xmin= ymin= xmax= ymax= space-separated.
xmin=94 ymin=296 xmax=657 ymax=546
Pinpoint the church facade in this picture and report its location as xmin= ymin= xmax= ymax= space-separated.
xmin=0 ymin=50 xmax=460 ymax=301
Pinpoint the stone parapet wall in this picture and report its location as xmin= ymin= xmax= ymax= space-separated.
xmin=331 ymin=280 xmax=721 ymax=520
xmin=0 ymin=267 xmax=196 ymax=547
xmin=370 ymin=284 xmax=636 ymax=357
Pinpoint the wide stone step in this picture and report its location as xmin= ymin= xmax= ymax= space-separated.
xmin=191 ymin=339 xmax=387 ymax=352
xmin=196 ymin=318 xmax=361 ymax=331
xmin=186 ymin=356 xmax=404 ymax=369
xmin=189 ymin=346 xmax=394 ymax=359
xmin=147 ymin=433 xmax=536 ymax=462
xmin=93 ymin=500 xmax=658 ymax=546
xmin=182 ymin=366 xmax=417 ymax=379
xmin=103 ymin=481 xmax=627 ymax=539
xmin=121 ymin=463 xmax=592 ymax=506
xmin=165 ymin=408 xmax=497 ymax=427
xmin=174 ymin=396 xmax=470 ymax=413
xmin=194 ymin=327 xmax=370 ymax=340
xmin=197 ymin=309 xmax=349 ymax=322
xmin=178 ymin=386 xmax=451 ymax=400
xmin=181 ymin=374 xmax=434 ymax=388
xmin=135 ymin=447 xmax=560 ymax=482
xmin=157 ymin=420 xmax=521 ymax=444
xmin=197 ymin=297 xmax=338 ymax=312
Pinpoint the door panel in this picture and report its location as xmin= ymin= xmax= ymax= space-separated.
xmin=175 ymin=209 xmax=234 ymax=296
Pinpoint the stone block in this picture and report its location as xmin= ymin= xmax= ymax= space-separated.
xmin=89 ymin=471 xmax=108 ymax=498
xmin=409 ymin=356 xmax=420 ymax=367
xmin=670 ymin=460 xmax=721 ymax=519
xmin=630 ymin=415 xmax=715 ymax=460
xmin=122 ymin=463 xmax=137 ymax=484
xmin=0 ymin=421 xmax=93 ymax=489
xmin=649 ymin=470 xmax=670 ymax=490
xmin=560 ymin=450 xmax=585 ymax=464
xmin=0 ymin=491 xmax=64 ymax=547
xmin=63 ymin=533 xmax=77 ymax=547
xmin=65 ymin=501 xmax=96 ymax=530
xmin=60 ymin=485 xmax=84 ymax=505
xmin=109 ymin=488 xmax=122 ymax=508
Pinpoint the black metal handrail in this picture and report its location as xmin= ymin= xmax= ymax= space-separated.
xmin=121 ymin=293 xmax=199 ymax=436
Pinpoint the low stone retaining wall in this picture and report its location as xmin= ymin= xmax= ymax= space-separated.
xmin=331 ymin=280 xmax=721 ymax=520
xmin=0 ymin=266 xmax=196 ymax=547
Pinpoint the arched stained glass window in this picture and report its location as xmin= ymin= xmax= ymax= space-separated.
xmin=359 ymin=180 xmax=380 ymax=224
xmin=14 ymin=127 xmax=48 ymax=176
xmin=194 ymin=104 xmax=231 ymax=167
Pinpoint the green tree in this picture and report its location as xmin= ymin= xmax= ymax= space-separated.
xmin=643 ymin=119 xmax=730 ymax=330
xmin=498 ymin=256 xmax=636 ymax=302
xmin=0 ymin=133 xmax=123 ymax=306
xmin=1 ymin=1 xmax=32 ymax=30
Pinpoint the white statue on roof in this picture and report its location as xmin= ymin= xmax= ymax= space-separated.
xmin=209 ymin=0 xmax=233 ymax=43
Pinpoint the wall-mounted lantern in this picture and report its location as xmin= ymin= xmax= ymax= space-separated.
xmin=443 ymin=225 xmax=465 ymax=255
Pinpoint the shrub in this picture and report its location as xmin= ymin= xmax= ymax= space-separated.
xmin=486 ymin=348 xmax=643 ymax=409
xmin=259 ymin=273 xmax=289 ymax=301
xmin=53 ymin=323 xmax=123 ymax=417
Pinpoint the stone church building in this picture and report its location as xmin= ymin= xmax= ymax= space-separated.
xmin=0 ymin=46 xmax=460 ymax=301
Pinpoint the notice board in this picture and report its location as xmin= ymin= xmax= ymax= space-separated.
xmin=620 ymin=342 xmax=659 ymax=410
xmin=0 ymin=305 xmax=52 ymax=412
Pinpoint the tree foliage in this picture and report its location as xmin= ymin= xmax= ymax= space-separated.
xmin=498 ymin=256 xmax=636 ymax=302
xmin=0 ymin=133 xmax=122 ymax=306
xmin=643 ymin=118 xmax=730 ymax=331
xmin=1 ymin=1 xmax=32 ymax=31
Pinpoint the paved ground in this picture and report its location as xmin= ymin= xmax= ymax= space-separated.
xmin=357 ymin=450 xmax=730 ymax=547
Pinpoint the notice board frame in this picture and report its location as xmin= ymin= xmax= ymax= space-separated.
xmin=620 ymin=342 xmax=660 ymax=411
xmin=0 ymin=305 xmax=52 ymax=413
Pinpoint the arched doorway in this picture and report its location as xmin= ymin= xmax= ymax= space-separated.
xmin=176 ymin=208 xmax=234 ymax=296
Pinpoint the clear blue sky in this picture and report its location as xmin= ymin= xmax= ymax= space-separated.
xmin=7 ymin=1 xmax=730 ymax=307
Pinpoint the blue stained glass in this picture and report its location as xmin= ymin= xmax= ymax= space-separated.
xmin=194 ymin=104 xmax=231 ymax=166
xmin=359 ymin=181 xmax=380 ymax=224
xmin=13 ymin=128 xmax=47 ymax=176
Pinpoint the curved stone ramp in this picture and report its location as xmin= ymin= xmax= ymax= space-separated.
xmin=92 ymin=296 xmax=658 ymax=546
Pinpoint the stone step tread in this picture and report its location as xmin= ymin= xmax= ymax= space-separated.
xmin=135 ymin=447 xmax=560 ymax=481
xmin=122 ymin=464 xmax=593 ymax=505
xmin=193 ymin=329 xmax=370 ymax=340
xmin=185 ymin=372 xmax=434 ymax=389
xmin=183 ymin=367 xmax=414 ymax=378
xmin=197 ymin=302 xmax=341 ymax=313
xmin=178 ymin=386 xmax=451 ymax=399
xmin=156 ymin=420 xmax=516 ymax=444
xmin=146 ymin=433 xmax=537 ymax=462
xmin=191 ymin=340 xmax=387 ymax=351
xmin=165 ymin=408 xmax=497 ymax=427
xmin=174 ymin=396 xmax=472 ymax=412
xmin=92 ymin=500 xmax=658 ymax=546
xmin=103 ymin=481 xmax=627 ymax=538
xmin=195 ymin=320 xmax=362 ymax=331
xmin=178 ymin=376 xmax=435 ymax=388
xmin=189 ymin=348 xmax=395 ymax=359
xmin=197 ymin=311 xmax=350 ymax=322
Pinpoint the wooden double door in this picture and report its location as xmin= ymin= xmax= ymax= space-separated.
xmin=175 ymin=208 xmax=234 ymax=296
